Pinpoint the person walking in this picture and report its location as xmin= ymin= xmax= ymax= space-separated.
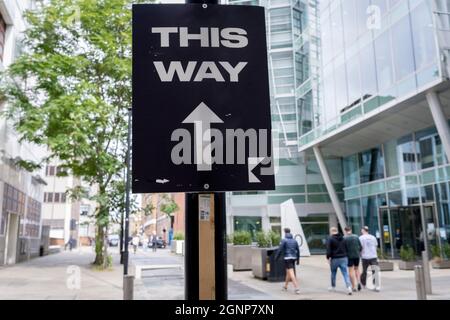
xmin=142 ymin=236 xmax=149 ymax=252
xmin=151 ymin=231 xmax=158 ymax=252
xmin=326 ymin=227 xmax=353 ymax=295
xmin=276 ymin=228 xmax=300 ymax=295
xmin=344 ymin=226 xmax=362 ymax=292
xmin=359 ymin=226 xmax=380 ymax=292
xmin=132 ymin=234 xmax=139 ymax=254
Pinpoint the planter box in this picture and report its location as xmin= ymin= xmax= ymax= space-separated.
xmin=251 ymin=247 xmax=285 ymax=282
xmin=171 ymin=240 xmax=184 ymax=255
xmin=378 ymin=261 xmax=394 ymax=271
xmin=432 ymin=259 xmax=450 ymax=269
xmin=227 ymin=244 xmax=234 ymax=265
xmin=398 ymin=260 xmax=420 ymax=270
xmin=252 ymin=247 xmax=267 ymax=279
xmin=229 ymin=245 xmax=253 ymax=271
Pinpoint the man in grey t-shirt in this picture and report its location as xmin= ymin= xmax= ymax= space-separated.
xmin=359 ymin=226 xmax=380 ymax=292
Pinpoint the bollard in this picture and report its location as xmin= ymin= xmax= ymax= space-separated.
xmin=414 ymin=265 xmax=427 ymax=300
xmin=123 ymin=275 xmax=134 ymax=300
xmin=421 ymin=251 xmax=432 ymax=295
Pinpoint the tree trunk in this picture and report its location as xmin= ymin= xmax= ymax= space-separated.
xmin=93 ymin=183 xmax=109 ymax=268
xmin=103 ymin=224 xmax=109 ymax=269
xmin=94 ymin=223 xmax=105 ymax=266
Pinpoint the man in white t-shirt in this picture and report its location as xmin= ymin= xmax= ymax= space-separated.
xmin=359 ymin=226 xmax=380 ymax=292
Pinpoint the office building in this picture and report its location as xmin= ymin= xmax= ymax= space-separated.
xmin=299 ymin=0 xmax=450 ymax=259
xmin=0 ymin=0 xmax=48 ymax=265
xmin=226 ymin=0 xmax=340 ymax=254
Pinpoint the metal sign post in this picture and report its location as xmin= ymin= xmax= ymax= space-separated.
xmin=132 ymin=1 xmax=273 ymax=300
xmin=183 ymin=0 xmax=226 ymax=302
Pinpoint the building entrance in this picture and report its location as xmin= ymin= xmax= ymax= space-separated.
xmin=379 ymin=205 xmax=438 ymax=259
xmin=5 ymin=213 xmax=20 ymax=265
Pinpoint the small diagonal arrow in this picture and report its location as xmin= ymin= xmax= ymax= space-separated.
xmin=248 ymin=157 xmax=265 ymax=183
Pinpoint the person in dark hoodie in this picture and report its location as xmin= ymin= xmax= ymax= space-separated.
xmin=326 ymin=227 xmax=352 ymax=295
xmin=276 ymin=228 xmax=300 ymax=295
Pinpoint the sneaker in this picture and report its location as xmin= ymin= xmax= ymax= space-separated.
xmin=347 ymin=287 xmax=353 ymax=295
xmin=352 ymin=288 xmax=357 ymax=292
xmin=328 ymin=287 xmax=336 ymax=292
xmin=282 ymin=286 xmax=288 ymax=292
xmin=295 ymin=289 xmax=301 ymax=295
xmin=374 ymin=287 xmax=381 ymax=292
xmin=357 ymin=284 xmax=362 ymax=291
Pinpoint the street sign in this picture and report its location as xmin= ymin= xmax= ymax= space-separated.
xmin=132 ymin=4 xmax=275 ymax=193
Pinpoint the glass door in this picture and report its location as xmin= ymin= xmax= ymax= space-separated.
xmin=410 ymin=206 xmax=425 ymax=256
xmin=390 ymin=207 xmax=405 ymax=259
xmin=380 ymin=205 xmax=439 ymax=259
xmin=385 ymin=206 xmax=422 ymax=258
xmin=379 ymin=207 xmax=394 ymax=258
xmin=422 ymin=205 xmax=439 ymax=259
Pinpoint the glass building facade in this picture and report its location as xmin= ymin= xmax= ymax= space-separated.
xmin=225 ymin=0 xmax=343 ymax=254
xmin=300 ymin=0 xmax=445 ymax=146
xmin=344 ymin=124 xmax=450 ymax=259
xmin=303 ymin=0 xmax=450 ymax=260
xmin=227 ymin=0 xmax=450 ymax=260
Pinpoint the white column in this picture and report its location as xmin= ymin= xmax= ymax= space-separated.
xmin=313 ymin=146 xmax=347 ymax=229
xmin=261 ymin=206 xmax=271 ymax=232
xmin=426 ymin=91 xmax=450 ymax=162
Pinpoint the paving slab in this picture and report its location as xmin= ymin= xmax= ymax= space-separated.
xmin=1 ymin=246 xmax=450 ymax=300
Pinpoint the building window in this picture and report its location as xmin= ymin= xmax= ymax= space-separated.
xmin=44 ymin=192 xmax=67 ymax=203
xmin=56 ymin=166 xmax=67 ymax=176
xmin=1 ymin=184 xmax=26 ymax=236
xmin=299 ymin=214 xmax=330 ymax=254
xmin=359 ymin=147 xmax=385 ymax=184
xmin=46 ymin=166 xmax=56 ymax=176
xmin=0 ymin=13 xmax=6 ymax=62
xmin=46 ymin=166 xmax=67 ymax=176
xmin=26 ymin=197 xmax=42 ymax=238
xmin=233 ymin=216 xmax=262 ymax=240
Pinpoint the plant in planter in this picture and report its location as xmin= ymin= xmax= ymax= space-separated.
xmin=232 ymin=231 xmax=252 ymax=245
xmin=431 ymin=243 xmax=450 ymax=269
xmin=444 ymin=243 xmax=450 ymax=259
xmin=255 ymin=231 xmax=272 ymax=248
xmin=398 ymin=245 xmax=419 ymax=270
xmin=171 ymin=232 xmax=184 ymax=255
xmin=377 ymin=248 xmax=394 ymax=271
xmin=173 ymin=232 xmax=184 ymax=241
xmin=252 ymin=231 xmax=285 ymax=281
xmin=268 ymin=231 xmax=281 ymax=248
xmin=228 ymin=231 xmax=253 ymax=271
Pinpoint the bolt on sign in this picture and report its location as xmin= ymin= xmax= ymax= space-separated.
xmin=132 ymin=4 xmax=275 ymax=193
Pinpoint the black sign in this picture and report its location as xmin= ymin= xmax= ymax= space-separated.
xmin=132 ymin=4 xmax=275 ymax=193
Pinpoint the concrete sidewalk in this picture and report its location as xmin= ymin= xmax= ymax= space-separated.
xmin=1 ymin=246 xmax=450 ymax=300
xmin=230 ymin=256 xmax=450 ymax=300
xmin=0 ymin=247 xmax=124 ymax=300
xmin=131 ymin=248 xmax=274 ymax=300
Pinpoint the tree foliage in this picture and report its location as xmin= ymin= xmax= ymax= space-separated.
xmin=159 ymin=194 xmax=180 ymax=216
xmin=0 ymin=0 xmax=148 ymax=267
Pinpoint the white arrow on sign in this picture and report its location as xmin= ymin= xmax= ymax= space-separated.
xmin=248 ymin=157 xmax=265 ymax=183
xmin=182 ymin=102 xmax=224 ymax=171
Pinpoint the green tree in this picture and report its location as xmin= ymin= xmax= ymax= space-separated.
xmin=0 ymin=0 xmax=147 ymax=267
xmin=159 ymin=194 xmax=180 ymax=217
xmin=148 ymin=194 xmax=179 ymax=234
